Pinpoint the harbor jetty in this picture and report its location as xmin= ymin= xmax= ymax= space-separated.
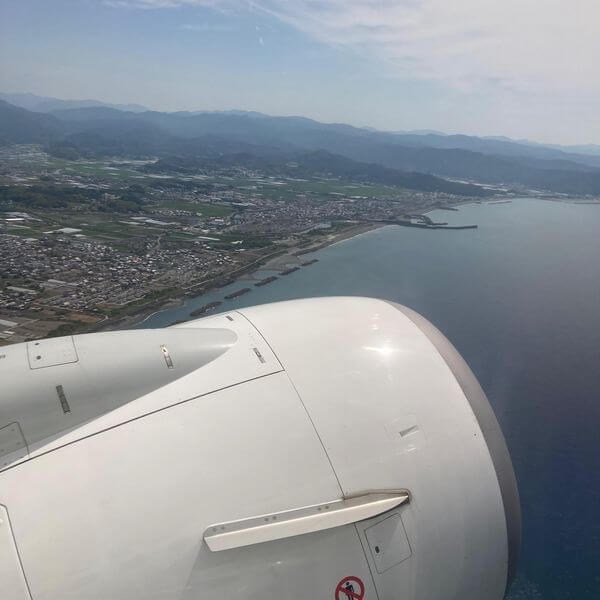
xmin=377 ymin=215 xmax=477 ymax=230
xmin=190 ymin=301 xmax=222 ymax=317
xmin=224 ymin=288 xmax=251 ymax=300
xmin=255 ymin=276 xmax=278 ymax=287
xmin=396 ymin=220 xmax=478 ymax=230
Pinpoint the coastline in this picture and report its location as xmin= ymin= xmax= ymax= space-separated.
xmin=98 ymin=222 xmax=384 ymax=330
xmin=36 ymin=197 xmax=552 ymax=334
xmin=93 ymin=198 xmax=524 ymax=332
xmin=68 ymin=198 xmax=514 ymax=333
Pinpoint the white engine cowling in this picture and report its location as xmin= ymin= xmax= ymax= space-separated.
xmin=0 ymin=297 xmax=520 ymax=600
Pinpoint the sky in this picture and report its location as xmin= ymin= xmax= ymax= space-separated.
xmin=1 ymin=0 xmax=599 ymax=145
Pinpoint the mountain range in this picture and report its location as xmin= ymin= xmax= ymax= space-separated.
xmin=2 ymin=93 xmax=600 ymax=196
xmin=0 ymin=92 xmax=148 ymax=114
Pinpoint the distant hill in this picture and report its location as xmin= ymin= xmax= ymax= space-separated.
xmin=144 ymin=150 xmax=492 ymax=197
xmin=396 ymin=131 xmax=600 ymax=161
xmin=2 ymin=99 xmax=600 ymax=195
xmin=49 ymin=106 xmax=141 ymax=122
xmin=545 ymin=143 xmax=600 ymax=157
xmin=0 ymin=99 xmax=62 ymax=144
xmin=383 ymin=133 xmax=600 ymax=168
xmin=45 ymin=102 xmax=600 ymax=163
xmin=288 ymin=150 xmax=492 ymax=196
xmin=0 ymin=92 xmax=147 ymax=113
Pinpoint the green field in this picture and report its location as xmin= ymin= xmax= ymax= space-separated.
xmin=154 ymin=199 xmax=232 ymax=216
xmin=63 ymin=163 xmax=140 ymax=179
xmin=4 ymin=147 xmax=408 ymax=205
xmin=80 ymin=222 xmax=145 ymax=239
xmin=13 ymin=211 xmax=157 ymax=243
xmin=216 ymin=177 xmax=399 ymax=201
xmin=5 ymin=226 xmax=43 ymax=238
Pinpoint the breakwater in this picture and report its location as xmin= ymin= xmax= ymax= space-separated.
xmin=255 ymin=276 xmax=278 ymax=287
xmin=224 ymin=288 xmax=251 ymax=300
xmin=189 ymin=301 xmax=222 ymax=317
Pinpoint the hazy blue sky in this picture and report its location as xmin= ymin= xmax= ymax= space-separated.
xmin=1 ymin=0 xmax=598 ymax=144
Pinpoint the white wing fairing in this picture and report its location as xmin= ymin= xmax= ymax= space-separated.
xmin=0 ymin=298 xmax=520 ymax=600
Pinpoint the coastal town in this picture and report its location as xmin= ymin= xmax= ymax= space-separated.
xmin=1 ymin=143 xmax=501 ymax=343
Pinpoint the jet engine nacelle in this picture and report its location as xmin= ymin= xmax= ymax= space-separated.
xmin=0 ymin=297 xmax=520 ymax=600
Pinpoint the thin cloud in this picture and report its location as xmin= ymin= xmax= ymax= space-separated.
xmin=104 ymin=0 xmax=225 ymax=9
xmin=254 ymin=0 xmax=600 ymax=98
xmin=108 ymin=0 xmax=600 ymax=100
xmin=181 ymin=23 xmax=235 ymax=32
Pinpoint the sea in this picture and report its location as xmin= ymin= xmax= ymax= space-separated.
xmin=137 ymin=198 xmax=600 ymax=599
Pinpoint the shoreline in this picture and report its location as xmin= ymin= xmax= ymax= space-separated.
xmin=21 ymin=196 xmax=558 ymax=336
xmin=90 ymin=199 xmax=528 ymax=332
xmin=99 ymin=222 xmax=384 ymax=330
xmin=50 ymin=200 xmax=515 ymax=333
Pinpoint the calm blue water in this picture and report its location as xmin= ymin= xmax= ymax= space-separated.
xmin=140 ymin=198 xmax=600 ymax=599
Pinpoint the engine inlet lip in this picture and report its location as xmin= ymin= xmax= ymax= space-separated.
xmin=388 ymin=301 xmax=521 ymax=596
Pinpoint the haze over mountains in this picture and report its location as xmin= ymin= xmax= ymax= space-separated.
xmin=0 ymin=92 xmax=148 ymax=114
xmin=2 ymin=93 xmax=600 ymax=196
